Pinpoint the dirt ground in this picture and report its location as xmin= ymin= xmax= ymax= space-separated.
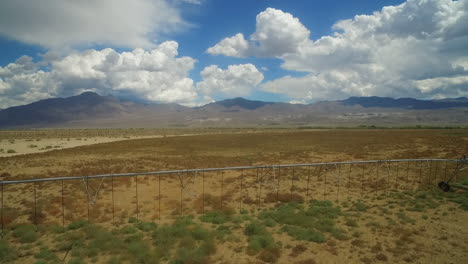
xmin=0 ymin=128 xmax=467 ymax=263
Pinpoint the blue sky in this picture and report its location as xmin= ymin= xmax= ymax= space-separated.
xmin=0 ymin=0 xmax=466 ymax=108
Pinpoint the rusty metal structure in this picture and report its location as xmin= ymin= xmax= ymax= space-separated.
xmin=1 ymin=157 xmax=467 ymax=238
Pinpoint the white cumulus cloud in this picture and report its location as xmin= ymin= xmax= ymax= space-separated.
xmin=209 ymin=1 xmax=468 ymax=101
xmin=0 ymin=42 xmax=200 ymax=108
xmin=196 ymin=64 xmax=264 ymax=98
xmin=0 ymin=0 xmax=187 ymax=50
xmin=207 ymin=8 xmax=311 ymax=57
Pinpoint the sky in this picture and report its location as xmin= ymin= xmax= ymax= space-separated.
xmin=0 ymin=0 xmax=467 ymax=108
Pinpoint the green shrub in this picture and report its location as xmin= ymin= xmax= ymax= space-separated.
xmin=173 ymin=239 xmax=216 ymax=264
xmin=49 ymin=225 xmax=66 ymax=234
xmin=68 ymin=220 xmax=88 ymax=230
xmin=6 ymin=149 xmax=16 ymax=153
xmin=153 ymin=216 xmax=216 ymax=261
xmin=345 ymin=217 xmax=358 ymax=227
xmin=118 ymin=225 xmax=138 ymax=234
xmin=245 ymin=222 xmax=267 ymax=236
xmin=260 ymin=200 xmax=344 ymax=243
xmin=35 ymin=247 xmax=59 ymax=262
xmin=135 ymin=221 xmax=157 ymax=232
xmin=281 ymin=225 xmax=325 ymax=243
xmin=352 ymin=201 xmax=368 ymax=212
xmin=68 ymin=258 xmax=86 ymax=264
xmin=214 ymin=225 xmax=232 ymax=240
xmin=244 ymin=222 xmax=277 ymax=254
xmin=200 ymin=211 xmax=231 ymax=224
xmin=248 ymin=234 xmax=276 ymax=252
xmin=13 ymin=224 xmax=38 ymax=243
xmin=397 ymin=212 xmax=415 ymax=224
xmin=0 ymin=240 xmax=18 ymax=262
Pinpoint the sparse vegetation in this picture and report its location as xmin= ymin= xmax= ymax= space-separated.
xmin=0 ymin=128 xmax=466 ymax=263
xmin=12 ymin=224 xmax=38 ymax=243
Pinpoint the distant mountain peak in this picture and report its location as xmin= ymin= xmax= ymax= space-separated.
xmin=341 ymin=96 xmax=468 ymax=109
xmin=213 ymin=97 xmax=275 ymax=110
xmin=1 ymin=93 xmax=468 ymax=128
xmin=77 ymin=91 xmax=101 ymax=98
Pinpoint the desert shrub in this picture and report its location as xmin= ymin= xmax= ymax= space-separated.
xmin=135 ymin=221 xmax=157 ymax=232
xmin=259 ymin=200 xmax=344 ymax=243
xmin=0 ymin=240 xmax=17 ymax=262
xmin=68 ymin=220 xmax=89 ymax=230
xmin=282 ymin=225 xmax=326 ymax=243
xmin=55 ymin=229 xmax=84 ymax=248
xmin=215 ymin=225 xmax=232 ymax=240
xmin=397 ymin=212 xmax=415 ymax=224
xmin=128 ymin=217 xmax=138 ymax=224
xmin=13 ymin=224 xmax=38 ymax=243
xmin=244 ymin=221 xmax=278 ymax=256
xmin=244 ymin=222 xmax=267 ymax=236
xmin=351 ymin=200 xmax=368 ymax=212
xmin=49 ymin=225 xmax=66 ymax=234
xmin=444 ymin=191 xmax=468 ymax=210
xmin=68 ymin=258 xmax=86 ymax=264
xmin=153 ymin=216 xmax=217 ymax=262
xmin=345 ymin=217 xmax=358 ymax=227
xmin=127 ymin=239 xmax=156 ymax=263
xmin=35 ymin=247 xmax=60 ymax=262
xmin=258 ymin=247 xmax=281 ymax=263
xmin=6 ymin=149 xmax=16 ymax=153
xmin=264 ymin=192 xmax=304 ymax=203
xmin=118 ymin=225 xmax=138 ymax=234
xmin=248 ymin=233 xmax=276 ymax=252
xmin=200 ymin=211 xmax=231 ymax=224
xmin=263 ymin=218 xmax=277 ymax=227
xmin=172 ymin=240 xmax=216 ymax=264
xmin=289 ymin=244 xmax=307 ymax=257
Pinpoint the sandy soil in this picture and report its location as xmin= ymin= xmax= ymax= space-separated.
xmin=0 ymin=136 xmax=165 ymax=157
xmin=0 ymin=129 xmax=467 ymax=263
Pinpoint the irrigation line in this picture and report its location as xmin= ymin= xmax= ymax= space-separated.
xmin=239 ymin=169 xmax=244 ymax=212
xmin=276 ymin=166 xmax=281 ymax=202
xmin=290 ymin=168 xmax=295 ymax=200
xmin=0 ymin=158 xmax=463 ymax=236
xmin=1 ymin=159 xmax=457 ymax=185
xmin=256 ymin=168 xmax=260 ymax=212
xmin=202 ymin=171 xmax=205 ymax=214
xmin=33 ymin=182 xmax=37 ymax=226
xmin=158 ymin=174 xmax=161 ymax=220
xmin=347 ymin=164 xmax=352 ymax=196
xmin=337 ymin=164 xmax=341 ymax=201
xmin=220 ymin=170 xmax=224 ymax=211
xmin=306 ymin=166 xmax=311 ymax=202
xmin=86 ymin=177 xmax=90 ymax=222
xmin=323 ymin=165 xmax=328 ymax=200
xmin=258 ymin=168 xmax=263 ymax=210
xmin=111 ymin=176 xmax=115 ymax=224
xmin=419 ymin=161 xmax=423 ymax=187
xmin=394 ymin=162 xmax=399 ymax=189
xmin=1 ymin=182 xmax=4 ymax=238
xmin=135 ymin=175 xmax=139 ymax=220
xmin=406 ymin=161 xmax=410 ymax=190
xmin=361 ymin=165 xmax=365 ymax=197
xmin=61 ymin=180 xmax=65 ymax=227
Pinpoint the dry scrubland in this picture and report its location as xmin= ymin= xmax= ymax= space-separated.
xmin=0 ymin=128 xmax=467 ymax=264
xmin=0 ymin=128 xmax=245 ymax=158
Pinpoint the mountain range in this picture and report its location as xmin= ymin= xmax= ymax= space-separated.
xmin=1 ymin=92 xmax=468 ymax=128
